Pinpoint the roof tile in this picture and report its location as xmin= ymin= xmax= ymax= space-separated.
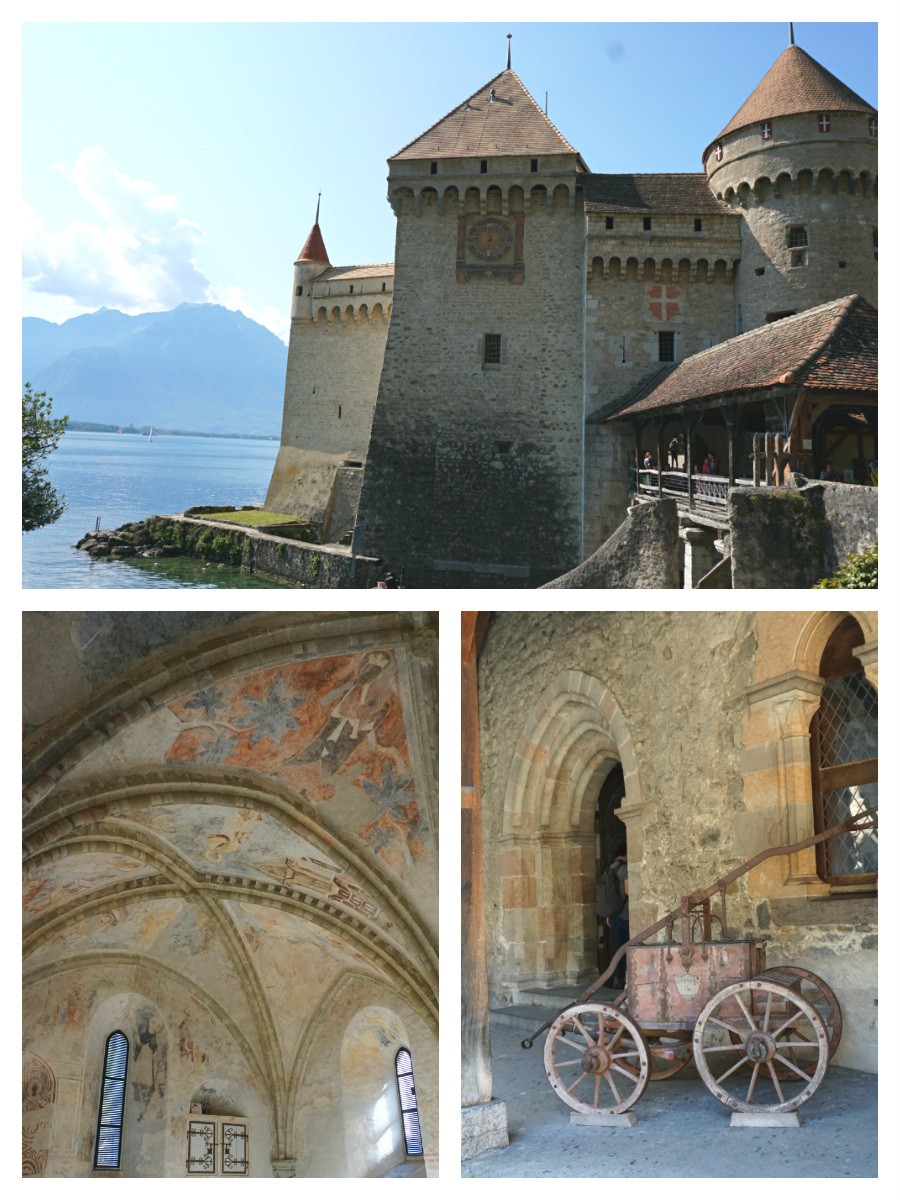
xmin=584 ymin=173 xmax=733 ymax=216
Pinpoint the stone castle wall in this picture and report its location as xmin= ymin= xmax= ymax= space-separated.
xmin=266 ymin=302 xmax=391 ymax=532
xmin=356 ymin=175 xmax=586 ymax=587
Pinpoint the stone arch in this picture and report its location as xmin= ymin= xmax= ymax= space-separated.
xmin=508 ymin=184 xmax=525 ymax=214
xmin=464 ymin=186 xmax=480 ymax=214
xmin=528 ymin=184 xmax=547 ymax=213
xmin=660 ymin=257 xmax=673 ymax=282
xmin=792 ymin=610 xmax=877 ymax=686
xmin=625 ymin=256 xmax=639 ymax=281
xmin=499 ymin=670 xmax=643 ymax=995
xmin=552 ymin=183 xmax=569 ymax=212
xmin=418 ymin=186 xmax=438 ymax=213
xmin=485 ymin=185 xmax=503 ymax=214
xmin=339 ymin=1006 xmax=410 ymax=1175
xmin=316 ymin=306 xmax=328 ymax=326
xmin=816 ymin=167 xmax=835 ymax=195
xmin=440 ymin=184 xmax=459 ymax=213
xmin=355 ymin=303 xmax=368 ymax=326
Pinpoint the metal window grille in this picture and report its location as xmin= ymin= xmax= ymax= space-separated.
xmin=818 ymin=113 xmax=831 ymax=132
xmin=788 ymin=226 xmax=808 ymax=248
xmin=94 ymin=1032 xmax=128 ymax=1170
xmin=812 ymin=672 xmax=878 ymax=884
xmin=658 ymin=331 xmax=675 ymax=362
xmin=483 ymin=334 xmax=502 ymax=365
xmin=395 ymin=1049 xmax=423 ymax=1156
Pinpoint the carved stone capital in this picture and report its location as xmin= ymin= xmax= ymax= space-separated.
xmin=746 ymin=670 xmax=823 ymax=738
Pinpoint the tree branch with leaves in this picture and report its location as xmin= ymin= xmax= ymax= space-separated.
xmin=23 ymin=383 xmax=68 ymax=531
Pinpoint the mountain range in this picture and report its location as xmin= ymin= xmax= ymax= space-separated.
xmin=22 ymin=304 xmax=288 ymax=436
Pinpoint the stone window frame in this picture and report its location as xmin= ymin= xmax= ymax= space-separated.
xmin=481 ymin=332 xmax=504 ymax=369
xmin=658 ymin=330 xmax=676 ymax=363
xmin=743 ymin=614 xmax=877 ymax=904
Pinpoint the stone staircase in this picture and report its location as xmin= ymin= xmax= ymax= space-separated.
xmin=491 ymin=984 xmax=623 ymax=1031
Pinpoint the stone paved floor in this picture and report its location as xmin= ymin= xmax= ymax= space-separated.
xmin=462 ymin=1017 xmax=877 ymax=1178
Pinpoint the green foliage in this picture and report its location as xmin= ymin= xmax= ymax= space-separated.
xmin=23 ymin=383 xmax=68 ymax=531
xmin=201 ymin=509 xmax=297 ymax=527
xmin=813 ymin=544 xmax=878 ymax=589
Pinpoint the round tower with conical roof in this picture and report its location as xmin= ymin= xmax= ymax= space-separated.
xmin=291 ymin=213 xmax=331 ymax=320
xmin=703 ymin=39 xmax=877 ymax=332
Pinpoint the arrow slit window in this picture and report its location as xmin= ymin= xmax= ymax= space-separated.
xmin=395 ymin=1048 xmax=423 ymax=1156
xmin=810 ymin=618 xmax=877 ymax=886
xmin=94 ymin=1031 xmax=128 ymax=1170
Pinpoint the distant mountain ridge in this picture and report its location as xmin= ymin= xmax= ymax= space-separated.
xmin=22 ymin=304 xmax=288 ymax=436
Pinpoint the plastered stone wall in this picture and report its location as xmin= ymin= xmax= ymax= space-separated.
xmin=357 ymin=177 xmax=586 ymax=587
xmin=477 ymin=610 xmax=877 ymax=1070
xmin=266 ymin=302 xmax=391 ymax=529
xmin=23 ymin=613 xmax=440 ymax=1176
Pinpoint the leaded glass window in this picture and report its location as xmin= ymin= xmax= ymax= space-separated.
xmin=811 ymin=623 xmax=877 ymax=886
xmin=94 ymin=1032 xmax=128 ymax=1170
xmin=395 ymin=1048 xmax=423 ymax=1156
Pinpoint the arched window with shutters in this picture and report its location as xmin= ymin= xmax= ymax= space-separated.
xmin=810 ymin=616 xmax=878 ymax=886
xmin=94 ymin=1031 xmax=128 ymax=1170
xmin=394 ymin=1048 xmax=423 ymax=1157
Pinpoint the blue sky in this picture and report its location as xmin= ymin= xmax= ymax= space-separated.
xmin=22 ymin=18 xmax=877 ymax=343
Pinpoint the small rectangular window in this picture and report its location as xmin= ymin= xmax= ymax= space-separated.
xmin=530 ymin=159 xmax=538 ymax=172
xmin=788 ymin=226 xmax=808 ymax=248
xmin=658 ymin=331 xmax=675 ymax=362
xmin=480 ymin=160 xmax=488 ymax=174
xmin=296 ymin=286 xmax=302 ymax=296
xmin=643 ymin=217 xmax=652 ymax=231
xmin=606 ymin=217 xmax=614 ymax=230
xmin=694 ymin=218 xmax=702 ymax=232
xmin=483 ymin=333 xmax=502 ymax=365
xmin=430 ymin=161 xmax=438 ymax=174
xmin=349 ymin=285 xmax=354 ymax=294
xmin=818 ymin=113 xmax=831 ymax=133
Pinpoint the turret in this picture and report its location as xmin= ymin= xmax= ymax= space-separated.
xmin=703 ymin=38 xmax=877 ymax=332
xmin=291 ymin=207 xmax=331 ymax=320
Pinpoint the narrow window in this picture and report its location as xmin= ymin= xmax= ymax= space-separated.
xmin=480 ymin=160 xmax=488 ymax=174
xmin=810 ymin=618 xmax=877 ymax=886
xmin=694 ymin=218 xmax=702 ymax=232
xmin=658 ymin=331 xmax=675 ymax=362
xmin=349 ymin=284 xmax=354 ymax=294
xmin=94 ymin=1032 xmax=128 ymax=1170
xmin=530 ymin=159 xmax=538 ymax=173
xmin=605 ymin=217 xmax=614 ymax=230
xmin=873 ymin=228 xmax=878 ymax=251
xmin=430 ymin=161 xmax=438 ymax=175
xmin=714 ymin=143 xmax=723 ymax=162
xmin=382 ymin=281 xmax=387 ymax=292
xmin=296 ymin=286 xmax=302 ymax=296
xmin=483 ymin=333 xmax=502 ymax=365
xmin=869 ymin=117 xmax=877 ymax=137
xmin=643 ymin=217 xmax=652 ymax=231
xmin=395 ymin=1049 xmax=424 ymax=1156
xmin=338 ymin=405 xmax=342 ymax=419
xmin=818 ymin=113 xmax=831 ymax=133
xmin=761 ymin=121 xmax=772 ymax=140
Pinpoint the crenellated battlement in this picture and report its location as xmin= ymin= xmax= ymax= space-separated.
xmin=388 ymin=180 xmax=579 ymax=217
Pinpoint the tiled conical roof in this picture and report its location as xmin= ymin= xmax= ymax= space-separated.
xmin=391 ymin=69 xmax=587 ymax=166
xmin=707 ymin=44 xmax=875 ymax=154
xmin=297 ymin=223 xmax=330 ymax=266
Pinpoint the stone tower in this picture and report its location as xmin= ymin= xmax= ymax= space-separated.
xmin=355 ymin=66 xmax=589 ymax=588
xmin=265 ymin=216 xmax=393 ymax=541
xmin=704 ymin=40 xmax=877 ymax=333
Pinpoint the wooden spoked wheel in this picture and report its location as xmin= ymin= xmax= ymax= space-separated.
xmin=543 ymin=1003 xmax=651 ymax=1114
xmin=693 ymin=980 xmax=829 ymax=1112
xmin=757 ymin=966 xmax=843 ymax=1060
xmin=645 ymin=1032 xmax=693 ymax=1080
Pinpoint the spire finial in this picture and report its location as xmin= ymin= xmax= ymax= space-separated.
xmin=506 ymin=33 xmax=512 ymax=70
xmin=789 ymin=22 xmax=795 ymax=45
xmin=315 ymin=192 xmax=321 ymax=225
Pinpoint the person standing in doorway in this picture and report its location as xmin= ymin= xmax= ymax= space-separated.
xmin=606 ymin=838 xmax=629 ymax=990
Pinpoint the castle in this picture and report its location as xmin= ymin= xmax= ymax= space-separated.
xmin=265 ymin=33 xmax=877 ymax=588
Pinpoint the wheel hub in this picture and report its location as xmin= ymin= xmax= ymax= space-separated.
xmin=582 ymin=1045 xmax=611 ymax=1074
xmin=745 ymin=1031 xmax=775 ymax=1064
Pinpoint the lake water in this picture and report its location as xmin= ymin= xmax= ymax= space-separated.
xmin=23 ymin=430 xmax=287 ymax=589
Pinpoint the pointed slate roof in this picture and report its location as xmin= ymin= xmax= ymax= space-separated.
xmin=297 ymin=223 xmax=330 ymax=266
xmin=605 ymin=295 xmax=877 ymax=419
xmin=391 ymin=69 xmax=587 ymax=167
xmin=706 ymin=44 xmax=876 ymax=156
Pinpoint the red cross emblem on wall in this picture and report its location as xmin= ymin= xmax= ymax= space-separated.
xmin=647 ymin=284 xmax=680 ymax=321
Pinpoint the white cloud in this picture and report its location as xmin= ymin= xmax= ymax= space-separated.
xmin=24 ymin=147 xmax=211 ymax=314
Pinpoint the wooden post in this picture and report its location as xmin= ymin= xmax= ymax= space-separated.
xmin=724 ymin=403 xmax=737 ymax=486
xmin=462 ymin=611 xmax=493 ymax=1109
xmin=685 ymin=413 xmax=694 ymax=511
xmin=655 ymin=421 xmax=663 ymax=497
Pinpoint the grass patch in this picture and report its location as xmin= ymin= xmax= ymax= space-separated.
xmin=200 ymin=510 xmax=299 ymax=528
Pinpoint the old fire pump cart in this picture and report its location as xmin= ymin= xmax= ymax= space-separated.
xmin=522 ymin=809 xmax=876 ymax=1118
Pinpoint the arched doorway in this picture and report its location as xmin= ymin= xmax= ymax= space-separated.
xmin=498 ymin=670 xmax=644 ymax=1000
xmin=595 ymin=764 xmax=626 ymax=975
